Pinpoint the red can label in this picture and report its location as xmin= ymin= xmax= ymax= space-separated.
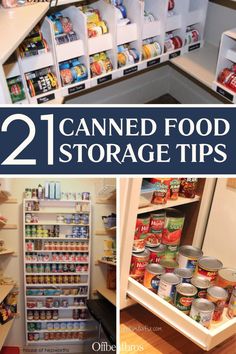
xmin=130 ymin=254 xmax=149 ymax=276
xmin=135 ymin=216 xmax=150 ymax=239
xmin=196 ymin=266 xmax=218 ymax=284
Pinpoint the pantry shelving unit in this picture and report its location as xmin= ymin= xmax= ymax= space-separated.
xmin=0 ymin=0 xmax=210 ymax=104
xmin=120 ymin=178 xmax=236 ymax=351
xmin=96 ymin=287 xmax=116 ymax=307
xmin=23 ymin=198 xmax=96 ymax=345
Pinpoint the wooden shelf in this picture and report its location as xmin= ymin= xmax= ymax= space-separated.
xmin=95 ymin=228 xmax=116 ymax=236
xmin=0 ymin=319 xmax=15 ymax=350
xmin=171 ymin=42 xmax=218 ymax=89
xmin=97 ymin=287 xmax=116 ymax=306
xmin=0 ymin=285 xmax=14 ymax=304
xmin=0 ymin=198 xmax=17 ymax=204
xmin=0 ymin=4 xmax=49 ymax=64
xmin=98 ymin=260 xmax=116 ymax=267
xmin=0 ymin=224 xmax=17 ymax=230
xmin=0 ymin=250 xmax=14 ymax=256
xmin=96 ymin=191 xmax=116 ymax=204
xmin=138 ymin=196 xmax=201 ymax=215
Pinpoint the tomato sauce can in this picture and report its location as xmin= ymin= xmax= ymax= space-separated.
xmin=143 ymin=264 xmax=165 ymax=293
xmin=158 ymin=273 xmax=181 ymax=303
xmin=160 ymin=258 xmax=179 ymax=273
xmin=227 ymin=287 xmax=236 ymax=318
xmin=190 ymin=298 xmax=215 ymax=328
xmin=174 ymin=268 xmax=193 ymax=283
xmin=216 ymin=268 xmax=236 ymax=303
xmin=168 ymin=178 xmax=180 ymax=200
xmin=196 ymin=257 xmax=223 ymax=285
xmin=150 ymin=178 xmax=170 ymax=204
xmin=162 ymin=208 xmax=185 ymax=246
xmin=191 ymin=275 xmax=211 ymax=298
xmin=132 ymin=239 xmax=146 ymax=253
xmin=148 ymin=244 xmax=167 ymax=264
xmin=134 ymin=214 xmax=150 ymax=240
xmin=174 ymin=283 xmax=197 ymax=314
xmin=130 ymin=250 xmax=150 ymax=277
xmin=178 ymin=245 xmax=203 ymax=271
xmin=148 ymin=211 xmax=166 ymax=246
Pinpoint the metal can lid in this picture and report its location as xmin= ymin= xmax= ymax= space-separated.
xmin=191 ymin=275 xmax=211 ymax=289
xmin=179 ymin=245 xmax=203 ymax=259
xmin=147 ymin=244 xmax=167 ymax=253
xmin=160 ymin=273 xmax=181 ymax=285
xmin=160 ymin=258 xmax=179 ymax=269
xmin=198 ymin=256 xmax=223 ymax=271
xmin=174 ymin=268 xmax=193 ymax=279
xmin=150 ymin=211 xmax=166 ymax=217
xmin=132 ymin=249 xmax=150 ymax=258
xmin=176 ymin=283 xmax=198 ymax=296
xmin=192 ymin=298 xmax=215 ymax=312
xmin=207 ymin=286 xmax=228 ymax=300
xmin=146 ymin=263 xmax=165 ymax=275
xmin=218 ymin=268 xmax=236 ymax=283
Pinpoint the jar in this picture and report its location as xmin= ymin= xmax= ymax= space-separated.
xmin=32 ymin=188 xmax=37 ymax=198
xmin=73 ymin=309 xmax=79 ymax=320
xmin=25 ymin=188 xmax=32 ymax=199
xmin=33 ymin=310 xmax=40 ymax=320
xmin=61 ymin=300 xmax=68 ymax=308
xmin=46 ymin=311 xmax=52 ymax=320
xmin=25 ymin=213 xmax=32 ymax=223
xmin=40 ymin=310 xmax=46 ymax=320
xmin=27 ymin=311 xmax=33 ymax=320
xmin=44 ymin=333 xmax=49 ymax=341
xmin=52 ymin=310 xmax=59 ymax=320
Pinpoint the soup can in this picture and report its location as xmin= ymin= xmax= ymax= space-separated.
xmin=227 ymin=287 xmax=236 ymax=318
xmin=130 ymin=250 xmax=149 ymax=277
xmin=148 ymin=244 xmax=166 ymax=264
xmin=174 ymin=268 xmax=193 ymax=283
xmin=191 ymin=275 xmax=211 ymax=298
xmin=160 ymin=258 xmax=179 ymax=273
xmin=196 ymin=257 xmax=223 ymax=285
xmin=216 ymin=268 xmax=236 ymax=303
xmin=207 ymin=286 xmax=228 ymax=322
xmin=190 ymin=298 xmax=215 ymax=328
xmin=158 ymin=273 xmax=181 ymax=303
xmin=162 ymin=208 xmax=185 ymax=246
xmin=178 ymin=245 xmax=203 ymax=271
xmin=174 ymin=283 xmax=197 ymax=314
xmin=143 ymin=264 xmax=165 ymax=293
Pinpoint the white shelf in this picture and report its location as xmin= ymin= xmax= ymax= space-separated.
xmin=98 ymin=259 xmax=116 ymax=267
xmin=97 ymin=287 xmax=116 ymax=307
xmin=27 ymin=327 xmax=95 ymax=333
xmin=0 ymin=319 xmax=15 ymax=350
xmin=25 ymin=250 xmax=89 ymax=253
xmin=171 ymin=42 xmax=218 ymax=89
xmin=26 ymin=283 xmax=88 ymax=287
xmin=28 ymin=338 xmax=94 ymax=345
xmin=128 ymin=277 xmax=236 ymax=351
xmin=27 ymin=318 xmax=94 ymax=323
xmin=25 ymin=223 xmax=89 ymax=226
xmin=25 ymin=237 xmax=89 ymax=241
xmin=25 ymin=199 xmax=90 ymax=203
xmin=0 ymin=284 xmax=14 ymax=304
xmin=138 ymin=195 xmax=201 ymax=214
xmin=26 ymin=306 xmax=87 ymax=311
xmin=24 ymin=210 xmax=89 ymax=214
xmin=0 ymin=249 xmax=14 ymax=256
xmin=26 ymin=295 xmax=88 ymax=299
xmin=26 ymin=261 xmax=88 ymax=264
xmin=26 ymin=273 xmax=89 ymax=276
xmin=0 ymin=4 xmax=49 ymax=64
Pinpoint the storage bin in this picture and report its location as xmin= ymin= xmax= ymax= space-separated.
xmin=139 ymin=180 xmax=154 ymax=208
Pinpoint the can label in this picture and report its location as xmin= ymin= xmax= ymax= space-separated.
xmin=158 ymin=281 xmax=177 ymax=303
xmin=130 ymin=254 xmax=149 ymax=277
xmin=175 ymin=292 xmax=195 ymax=314
xmin=133 ymin=239 xmax=145 ymax=253
xmin=228 ymin=290 xmax=236 ymax=318
xmin=197 ymin=289 xmax=208 ymax=298
xmin=196 ymin=265 xmax=218 ymax=284
xmin=162 ymin=215 xmax=185 ymax=245
xmin=190 ymin=307 xmax=213 ymax=328
xmin=135 ymin=216 xmax=150 ymax=239
xmin=149 ymin=249 xmax=166 ymax=264
xmin=143 ymin=272 xmax=161 ymax=292
xmin=165 ymin=245 xmax=179 ymax=260
xmin=207 ymin=294 xmax=227 ymax=322
xmin=178 ymin=254 xmax=197 ymax=270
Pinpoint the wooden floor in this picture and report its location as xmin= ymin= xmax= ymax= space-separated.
xmin=120 ymin=304 xmax=236 ymax=354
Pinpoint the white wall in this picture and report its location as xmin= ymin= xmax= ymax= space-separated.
xmin=0 ymin=177 xmax=116 ymax=348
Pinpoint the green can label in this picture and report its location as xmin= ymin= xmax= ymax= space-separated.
xmin=175 ymin=292 xmax=196 ymax=314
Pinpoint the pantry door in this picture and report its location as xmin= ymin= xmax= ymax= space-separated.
xmin=202 ymin=178 xmax=236 ymax=267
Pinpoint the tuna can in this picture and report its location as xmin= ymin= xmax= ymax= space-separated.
xmin=178 ymin=245 xmax=203 ymax=271
xmin=158 ymin=273 xmax=181 ymax=303
xmin=160 ymin=258 xmax=179 ymax=273
xmin=191 ymin=276 xmax=211 ymax=298
xmin=174 ymin=283 xmax=197 ymax=314
xmin=190 ymin=298 xmax=215 ymax=328
xmin=216 ymin=268 xmax=236 ymax=303
xmin=143 ymin=263 xmax=165 ymax=293
xmin=174 ymin=268 xmax=193 ymax=283
xmin=207 ymin=286 xmax=228 ymax=322
xmin=148 ymin=244 xmax=166 ymax=264
xmin=130 ymin=250 xmax=150 ymax=278
xmin=196 ymin=257 xmax=223 ymax=285
xmin=227 ymin=287 xmax=236 ymax=318
xmin=162 ymin=208 xmax=185 ymax=246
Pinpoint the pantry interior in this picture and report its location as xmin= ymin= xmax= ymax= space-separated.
xmin=0 ymin=178 xmax=116 ymax=352
xmin=120 ymin=178 xmax=236 ymax=353
xmin=0 ymin=0 xmax=236 ymax=105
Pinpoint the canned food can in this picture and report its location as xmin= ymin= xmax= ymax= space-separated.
xmin=164 ymin=244 xmax=179 ymax=260
xmin=196 ymin=256 xmax=223 ymax=285
xmin=174 ymin=283 xmax=197 ymax=314
xmin=148 ymin=244 xmax=166 ymax=264
xmin=162 ymin=208 xmax=185 ymax=246
xmin=191 ymin=275 xmax=211 ymax=298
xmin=132 ymin=239 xmax=145 ymax=253
xmin=160 ymin=258 xmax=179 ymax=273
xmin=174 ymin=268 xmax=193 ymax=283
xmin=134 ymin=214 xmax=150 ymax=240
xmin=178 ymin=245 xmax=203 ymax=270
xmin=207 ymin=286 xmax=228 ymax=322
xmin=216 ymin=268 xmax=236 ymax=303
xmin=130 ymin=250 xmax=150 ymax=277
xmin=143 ymin=264 xmax=165 ymax=293
xmin=158 ymin=273 xmax=181 ymax=303
xmin=148 ymin=211 xmax=165 ymax=246
xmin=227 ymin=287 xmax=236 ymax=318
xmin=190 ymin=298 xmax=215 ymax=328
xmin=179 ymin=178 xmax=198 ymax=198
